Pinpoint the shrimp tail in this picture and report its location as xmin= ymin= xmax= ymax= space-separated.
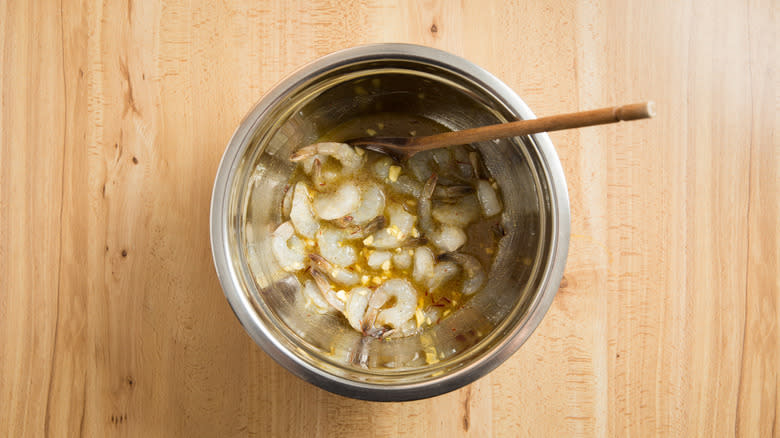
xmin=309 ymin=267 xmax=346 ymax=313
xmin=289 ymin=145 xmax=316 ymax=161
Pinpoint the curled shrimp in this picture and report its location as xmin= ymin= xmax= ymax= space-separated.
xmin=309 ymin=266 xmax=347 ymax=313
xmin=432 ymin=194 xmax=480 ymax=227
xmin=281 ymin=184 xmax=293 ymax=219
xmin=290 ymin=182 xmax=319 ymax=238
xmin=316 ymin=226 xmax=357 ymax=267
xmin=412 ymin=247 xmax=458 ymax=290
xmin=270 ymin=221 xmax=306 ymax=272
xmin=290 ymin=142 xmax=364 ymax=173
xmin=345 ymin=287 xmax=372 ymax=332
xmin=419 ymin=175 xmax=467 ymax=252
xmin=439 ymin=252 xmax=486 ymax=295
xmin=366 ymin=202 xmax=418 ymax=249
xmin=476 ymin=180 xmax=502 ymax=217
xmin=350 ymin=183 xmax=385 ymax=224
xmin=389 ymin=174 xmax=422 ymax=198
xmin=309 ymin=253 xmax=359 ymax=286
xmin=312 ymin=182 xmax=361 ymax=220
xmin=367 ymin=250 xmax=393 ymax=270
xmin=427 ymin=260 xmax=459 ymax=291
xmin=364 ymin=279 xmax=418 ymax=330
xmin=301 ymin=279 xmax=331 ymax=313
xmin=392 ymin=249 xmax=413 ymax=269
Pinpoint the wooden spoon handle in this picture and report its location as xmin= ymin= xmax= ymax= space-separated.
xmin=407 ymin=102 xmax=655 ymax=150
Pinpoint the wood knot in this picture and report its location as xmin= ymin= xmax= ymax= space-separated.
xmin=121 ymin=249 xmax=128 ymax=258
xmin=132 ymin=156 xmax=138 ymax=164
xmin=430 ymin=23 xmax=438 ymax=34
xmin=559 ymin=275 xmax=569 ymax=289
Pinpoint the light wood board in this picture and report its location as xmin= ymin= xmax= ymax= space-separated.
xmin=1 ymin=1 xmax=777 ymax=436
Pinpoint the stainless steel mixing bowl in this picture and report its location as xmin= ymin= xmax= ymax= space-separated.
xmin=210 ymin=44 xmax=569 ymax=401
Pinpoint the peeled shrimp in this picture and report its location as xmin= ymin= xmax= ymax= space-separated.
xmin=290 ymin=142 xmax=364 ymax=173
xmin=432 ymin=194 xmax=480 ymax=227
xmin=392 ymin=250 xmax=413 ymax=270
xmin=350 ymin=183 xmax=385 ymax=224
xmin=309 ymin=267 xmax=346 ymax=313
xmin=309 ymin=253 xmax=359 ymax=286
xmin=316 ymin=226 xmax=357 ymax=267
xmin=301 ymin=279 xmax=330 ymax=313
xmin=367 ymin=250 xmax=393 ymax=270
xmin=412 ymin=247 xmax=458 ymax=290
xmin=440 ymin=252 xmax=486 ymax=295
xmin=429 ymin=225 xmax=467 ymax=253
xmin=389 ymin=175 xmax=422 ymax=198
xmin=281 ymin=185 xmax=294 ymax=219
xmin=413 ymin=246 xmax=435 ymax=285
xmin=290 ymin=182 xmax=319 ymax=238
xmin=451 ymin=145 xmax=475 ymax=180
xmin=407 ymin=153 xmax=434 ymax=182
xmin=345 ymin=287 xmax=372 ymax=331
xmin=312 ymin=182 xmax=361 ymax=220
xmin=430 ymin=149 xmax=453 ymax=170
xmin=271 ymin=221 xmax=306 ymax=272
xmin=476 ymin=180 xmax=502 ymax=217
xmin=367 ymin=202 xmax=417 ymax=249
xmin=419 ymin=175 xmax=467 ymax=252
xmin=372 ymin=156 xmax=393 ymax=180
xmin=365 ymin=279 xmax=418 ymax=330
xmin=427 ymin=261 xmax=459 ymax=291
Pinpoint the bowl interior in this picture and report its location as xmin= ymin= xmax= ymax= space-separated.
xmin=225 ymin=59 xmax=555 ymax=386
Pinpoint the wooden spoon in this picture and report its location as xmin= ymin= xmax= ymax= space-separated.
xmin=346 ymin=102 xmax=655 ymax=161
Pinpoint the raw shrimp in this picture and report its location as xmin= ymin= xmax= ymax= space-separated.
xmin=309 ymin=267 xmax=346 ymax=313
xmin=392 ymin=249 xmax=413 ymax=270
xmin=271 ymin=221 xmax=306 ymax=272
xmin=427 ymin=261 xmax=459 ymax=291
xmin=281 ymin=184 xmax=293 ymax=218
xmin=349 ymin=183 xmax=385 ymax=224
xmin=389 ymin=175 xmax=422 ymax=198
xmin=290 ymin=182 xmax=319 ymax=238
xmin=433 ymin=184 xmax=474 ymax=200
xmin=312 ymin=182 xmax=361 ymax=220
xmin=412 ymin=247 xmax=458 ymax=290
xmin=430 ymin=149 xmax=453 ymax=170
xmin=407 ymin=153 xmax=434 ymax=182
xmin=412 ymin=246 xmax=435 ymax=285
xmin=432 ymin=195 xmax=480 ymax=227
xmin=316 ymin=226 xmax=357 ymax=267
xmin=372 ymin=156 xmax=393 ymax=180
xmin=366 ymin=202 xmax=417 ymax=249
xmin=476 ymin=180 xmax=502 ymax=217
xmin=367 ymin=251 xmax=393 ymax=270
xmin=419 ymin=175 xmax=467 ymax=252
xmin=309 ymin=253 xmax=359 ymax=286
xmin=364 ymin=279 xmax=418 ymax=330
xmin=301 ymin=279 xmax=330 ymax=313
xmin=345 ymin=287 xmax=372 ymax=332
xmin=439 ymin=252 xmax=486 ymax=295
xmin=451 ymin=145 xmax=475 ymax=180
xmin=290 ymin=142 xmax=364 ymax=173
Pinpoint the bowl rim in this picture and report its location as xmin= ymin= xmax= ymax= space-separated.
xmin=210 ymin=43 xmax=570 ymax=401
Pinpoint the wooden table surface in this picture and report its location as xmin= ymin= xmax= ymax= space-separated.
xmin=1 ymin=1 xmax=777 ymax=437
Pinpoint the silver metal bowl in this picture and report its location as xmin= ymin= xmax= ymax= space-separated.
xmin=210 ymin=44 xmax=569 ymax=401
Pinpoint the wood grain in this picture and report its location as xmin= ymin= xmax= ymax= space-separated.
xmin=1 ymin=1 xmax=776 ymax=437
